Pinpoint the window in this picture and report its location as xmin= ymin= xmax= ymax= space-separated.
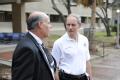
xmin=96 ymin=18 xmax=99 ymax=23
xmin=0 ymin=11 xmax=5 ymax=22
xmin=4 ymin=12 xmax=12 ymax=22
xmin=50 ymin=15 xmax=63 ymax=22
xmin=81 ymin=17 xmax=86 ymax=23
xmin=0 ymin=11 xmax=12 ymax=22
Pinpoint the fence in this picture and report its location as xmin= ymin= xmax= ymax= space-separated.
xmin=90 ymin=40 xmax=115 ymax=57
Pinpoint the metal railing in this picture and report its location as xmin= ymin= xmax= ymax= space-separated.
xmin=90 ymin=40 xmax=115 ymax=57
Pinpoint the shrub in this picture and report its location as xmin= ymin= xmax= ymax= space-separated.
xmin=110 ymin=25 xmax=117 ymax=32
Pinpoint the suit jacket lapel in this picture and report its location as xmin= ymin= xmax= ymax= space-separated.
xmin=26 ymin=33 xmax=53 ymax=74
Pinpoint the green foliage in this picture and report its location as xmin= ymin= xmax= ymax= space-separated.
xmin=48 ymin=34 xmax=61 ymax=42
xmin=46 ymin=34 xmax=61 ymax=49
xmin=110 ymin=25 xmax=120 ymax=32
xmin=95 ymin=32 xmax=116 ymax=43
xmin=46 ymin=32 xmax=117 ymax=48
xmin=110 ymin=25 xmax=117 ymax=32
xmin=48 ymin=32 xmax=116 ymax=44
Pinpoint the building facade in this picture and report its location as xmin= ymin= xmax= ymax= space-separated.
xmin=0 ymin=0 xmax=113 ymax=33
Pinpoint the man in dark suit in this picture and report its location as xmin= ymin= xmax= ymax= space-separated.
xmin=12 ymin=11 xmax=56 ymax=80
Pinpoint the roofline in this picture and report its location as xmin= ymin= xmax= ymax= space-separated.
xmin=0 ymin=0 xmax=42 ymax=4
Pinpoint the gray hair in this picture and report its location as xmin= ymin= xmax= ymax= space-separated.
xmin=67 ymin=13 xmax=81 ymax=25
xmin=26 ymin=15 xmax=44 ymax=30
xmin=26 ymin=11 xmax=49 ymax=30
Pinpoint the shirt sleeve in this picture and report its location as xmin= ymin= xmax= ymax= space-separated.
xmin=85 ymin=38 xmax=90 ymax=61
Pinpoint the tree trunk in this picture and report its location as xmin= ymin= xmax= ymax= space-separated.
xmin=102 ymin=18 xmax=111 ymax=36
xmin=51 ymin=0 xmax=66 ymax=29
xmin=67 ymin=0 xmax=71 ymax=14
xmin=105 ymin=0 xmax=111 ymax=36
xmin=89 ymin=0 xmax=96 ymax=53
xmin=96 ymin=11 xmax=111 ymax=36
xmin=105 ymin=24 xmax=111 ymax=36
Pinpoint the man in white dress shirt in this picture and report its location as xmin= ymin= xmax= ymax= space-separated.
xmin=52 ymin=14 xmax=92 ymax=80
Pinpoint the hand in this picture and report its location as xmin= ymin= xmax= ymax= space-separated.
xmin=54 ymin=69 xmax=60 ymax=80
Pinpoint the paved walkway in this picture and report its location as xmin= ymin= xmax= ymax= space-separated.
xmin=91 ymin=47 xmax=120 ymax=80
xmin=0 ymin=44 xmax=120 ymax=80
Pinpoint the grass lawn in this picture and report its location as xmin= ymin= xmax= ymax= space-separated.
xmin=95 ymin=32 xmax=116 ymax=43
xmin=46 ymin=32 xmax=117 ymax=48
xmin=46 ymin=35 xmax=61 ymax=49
xmin=48 ymin=34 xmax=61 ymax=42
xmin=91 ymin=32 xmax=117 ymax=55
xmin=48 ymin=32 xmax=116 ymax=43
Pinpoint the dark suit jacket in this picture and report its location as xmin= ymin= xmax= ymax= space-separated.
xmin=12 ymin=32 xmax=55 ymax=80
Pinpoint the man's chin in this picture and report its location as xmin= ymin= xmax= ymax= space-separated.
xmin=68 ymin=32 xmax=74 ymax=35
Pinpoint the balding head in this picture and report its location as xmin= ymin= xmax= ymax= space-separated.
xmin=27 ymin=11 xmax=49 ymax=30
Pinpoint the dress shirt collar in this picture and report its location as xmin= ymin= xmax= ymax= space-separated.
xmin=29 ymin=31 xmax=43 ymax=45
xmin=65 ymin=32 xmax=79 ymax=42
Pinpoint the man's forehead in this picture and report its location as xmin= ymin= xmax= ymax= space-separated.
xmin=67 ymin=16 xmax=78 ymax=22
xmin=67 ymin=14 xmax=81 ymax=24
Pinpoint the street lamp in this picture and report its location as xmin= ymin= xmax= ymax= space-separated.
xmin=115 ymin=9 xmax=120 ymax=49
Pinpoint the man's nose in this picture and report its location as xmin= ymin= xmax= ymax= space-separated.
xmin=69 ymin=25 xmax=72 ymax=29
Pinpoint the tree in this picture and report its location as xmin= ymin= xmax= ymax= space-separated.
xmin=61 ymin=0 xmax=71 ymax=14
xmin=51 ymin=0 xmax=103 ymax=52
xmin=96 ymin=0 xmax=117 ymax=36
xmin=51 ymin=0 xmax=73 ymax=29
xmin=74 ymin=0 xmax=103 ymax=52
xmin=51 ymin=0 xmax=66 ymax=29
xmin=76 ymin=0 xmax=117 ymax=37
xmin=89 ymin=0 xmax=97 ymax=52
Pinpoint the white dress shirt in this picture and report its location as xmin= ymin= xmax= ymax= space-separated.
xmin=52 ymin=33 xmax=90 ymax=75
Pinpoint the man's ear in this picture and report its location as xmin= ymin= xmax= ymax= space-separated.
xmin=37 ymin=22 xmax=43 ymax=29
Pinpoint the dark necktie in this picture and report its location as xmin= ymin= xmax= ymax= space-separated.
xmin=41 ymin=44 xmax=54 ymax=68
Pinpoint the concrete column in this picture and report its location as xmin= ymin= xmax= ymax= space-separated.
xmin=12 ymin=2 xmax=27 ymax=32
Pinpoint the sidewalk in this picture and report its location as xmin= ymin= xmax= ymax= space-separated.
xmin=91 ymin=47 xmax=120 ymax=80
xmin=0 ymin=44 xmax=16 ymax=53
xmin=90 ymin=46 xmax=120 ymax=61
xmin=0 ymin=44 xmax=16 ymax=66
xmin=0 ymin=44 xmax=120 ymax=66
